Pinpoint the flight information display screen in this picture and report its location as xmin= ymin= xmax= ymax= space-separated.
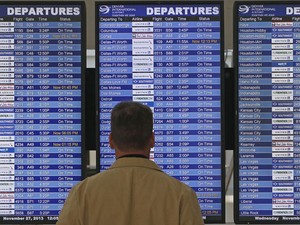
xmin=235 ymin=2 xmax=300 ymax=223
xmin=97 ymin=2 xmax=224 ymax=223
xmin=0 ymin=2 xmax=85 ymax=224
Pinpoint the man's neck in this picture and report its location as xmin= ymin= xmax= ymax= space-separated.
xmin=117 ymin=154 xmax=148 ymax=159
xmin=115 ymin=150 xmax=149 ymax=159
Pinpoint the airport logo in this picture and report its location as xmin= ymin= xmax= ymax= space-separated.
xmin=239 ymin=5 xmax=250 ymax=14
xmin=99 ymin=5 xmax=110 ymax=14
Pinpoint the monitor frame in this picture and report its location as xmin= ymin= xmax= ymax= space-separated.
xmin=95 ymin=1 xmax=225 ymax=223
xmin=0 ymin=1 xmax=86 ymax=224
xmin=234 ymin=1 xmax=300 ymax=223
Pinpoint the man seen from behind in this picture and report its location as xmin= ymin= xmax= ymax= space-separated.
xmin=56 ymin=101 xmax=204 ymax=225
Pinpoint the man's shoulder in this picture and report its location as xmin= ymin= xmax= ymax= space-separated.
xmin=73 ymin=161 xmax=193 ymax=194
xmin=71 ymin=171 xmax=110 ymax=190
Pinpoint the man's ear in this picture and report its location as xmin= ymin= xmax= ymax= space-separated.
xmin=109 ymin=133 xmax=115 ymax=149
xmin=150 ymin=132 xmax=155 ymax=148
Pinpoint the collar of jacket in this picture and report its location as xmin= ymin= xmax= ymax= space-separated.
xmin=109 ymin=157 xmax=162 ymax=172
xmin=117 ymin=154 xmax=148 ymax=159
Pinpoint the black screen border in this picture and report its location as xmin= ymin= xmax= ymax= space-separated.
xmin=234 ymin=1 xmax=300 ymax=224
xmin=95 ymin=1 xmax=225 ymax=223
xmin=0 ymin=1 xmax=86 ymax=224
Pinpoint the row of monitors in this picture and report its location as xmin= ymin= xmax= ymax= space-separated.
xmin=0 ymin=1 xmax=299 ymax=224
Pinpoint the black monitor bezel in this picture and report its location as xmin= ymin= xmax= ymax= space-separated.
xmin=95 ymin=1 xmax=225 ymax=223
xmin=234 ymin=1 xmax=300 ymax=224
xmin=0 ymin=1 xmax=86 ymax=224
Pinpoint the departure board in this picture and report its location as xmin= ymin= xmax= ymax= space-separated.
xmin=97 ymin=2 xmax=224 ymax=223
xmin=0 ymin=2 xmax=85 ymax=224
xmin=235 ymin=2 xmax=300 ymax=223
